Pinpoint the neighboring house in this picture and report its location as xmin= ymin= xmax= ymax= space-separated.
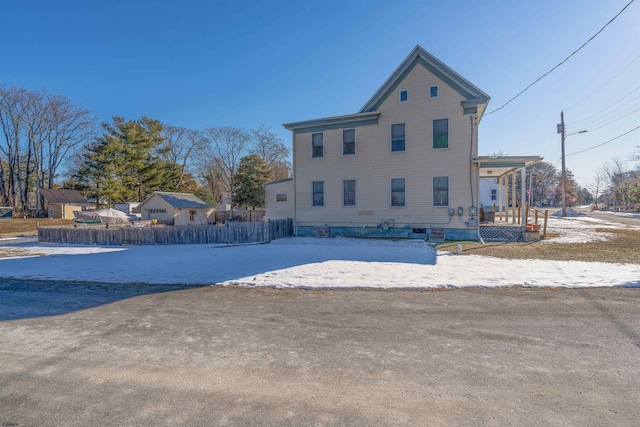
xmin=115 ymin=202 xmax=140 ymax=214
xmin=264 ymin=178 xmax=294 ymax=220
xmin=138 ymin=191 xmax=212 ymax=225
xmin=269 ymin=45 xmax=493 ymax=239
xmin=479 ymin=178 xmax=507 ymax=210
xmin=40 ymin=189 xmax=89 ymax=219
xmin=215 ymin=193 xmax=233 ymax=212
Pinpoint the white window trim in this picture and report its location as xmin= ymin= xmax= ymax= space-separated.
xmin=342 ymin=128 xmax=356 ymax=156
xmin=390 ymin=123 xmax=406 ymax=153
xmin=342 ymin=179 xmax=357 ymax=207
xmin=432 ymin=176 xmax=450 ymax=207
xmin=399 ymin=89 xmax=408 ymax=102
xmin=432 ymin=118 xmax=449 ymax=150
xmin=429 ymin=85 xmax=439 ymax=98
xmin=311 ymin=132 xmax=324 ymax=159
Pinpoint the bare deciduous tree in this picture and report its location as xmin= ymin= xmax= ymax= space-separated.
xmin=159 ymin=125 xmax=206 ymax=188
xmin=250 ymin=125 xmax=290 ymax=180
xmin=0 ymin=85 xmax=95 ymax=214
xmin=587 ymin=169 xmax=606 ymax=209
xmin=202 ymin=126 xmax=252 ymax=211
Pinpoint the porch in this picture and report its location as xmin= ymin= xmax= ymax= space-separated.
xmin=473 ymin=155 xmax=544 ymax=241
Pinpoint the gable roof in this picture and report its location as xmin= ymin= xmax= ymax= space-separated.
xmin=283 ymin=45 xmax=490 ymax=133
xmin=360 ymin=45 xmax=490 ymax=113
xmin=140 ymin=192 xmax=211 ymax=209
xmin=40 ymin=188 xmax=88 ymax=204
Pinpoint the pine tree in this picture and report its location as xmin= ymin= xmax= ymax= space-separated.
xmin=73 ymin=116 xmax=182 ymax=204
xmin=232 ymin=155 xmax=271 ymax=209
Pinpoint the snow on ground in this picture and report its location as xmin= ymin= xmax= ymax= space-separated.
xmin=0 ymin=236 xmax=637 ymax=289
xmin=542 ymin=213 xmax=640 ymax=244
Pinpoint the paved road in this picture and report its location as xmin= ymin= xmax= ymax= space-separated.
xmin=573 ymin=207 xmax=640 ymax=227
xmin=1 ymin=286 xmax=639 ymax=426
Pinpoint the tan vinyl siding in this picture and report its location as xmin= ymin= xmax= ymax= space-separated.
xmin=140 ymin=195 xmax=211 ymax=225
xmin=140 ymin=196 xmax=175 ymax=222
xmin=173 ymin=208 xmax=211 ymax=226
xmin=293 ymin=63 xmax=479 ymax=228
xmin=264 ymin=180 xmax=294 ymax=219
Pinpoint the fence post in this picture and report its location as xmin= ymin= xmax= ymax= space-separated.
xmin=542 ymin=210 xmax=549 ymax=240
xmin=267 ymin=219 xmax=271 ymax=242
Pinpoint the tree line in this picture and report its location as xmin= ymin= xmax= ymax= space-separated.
xmin=5 ymin=84 xmax=635 ymax=216
xmin=498 ymin=151 xmax=640 ymax=210
xmin=0 ymin=85 xmax=290 ymax=215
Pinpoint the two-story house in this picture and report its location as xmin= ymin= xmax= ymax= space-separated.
xmin=266 ymin=45 xmax=514 ymax=239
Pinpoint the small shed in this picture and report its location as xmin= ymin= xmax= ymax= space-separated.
xmin=138 ymin=191 xmax=212 ymax=225
xmin=40 ymin=189 xmax=89 ymax=219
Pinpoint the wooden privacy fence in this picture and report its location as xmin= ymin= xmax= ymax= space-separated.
xmin=214 ymin=210 xmax=265 ymax=224
xmin=38 ymin=219 xmax=293 ymax=246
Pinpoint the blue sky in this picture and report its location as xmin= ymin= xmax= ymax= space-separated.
xmin=1 ymin=0 xmax=638 ymax=187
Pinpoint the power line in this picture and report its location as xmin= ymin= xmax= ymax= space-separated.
xmin=563 ymin=54 xmax=640 ymax=110
xmin=582 ymin=105 xmax=640 ymax=132
xmin=566 ymin=126 xmax=640 ymax=157
xmin=484 ymin=0 xmax=636 ymax=116
xmin=571 ymin=88 xmax=640 ymax=128
xmin=569 ymin=100 xmax=640 ymax=130
xmin=567 ymin=87 xmax=640 ymax=127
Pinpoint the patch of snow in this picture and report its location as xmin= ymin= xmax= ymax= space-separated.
xmin=0 ymin=237 xmax=637 ymax=289
xmin=551 ymin=207 xmax=584 ymax=217
xmin=540 ymin=214 xmax=639 ymax=244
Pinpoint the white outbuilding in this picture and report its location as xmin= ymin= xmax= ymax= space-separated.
xmin=138 ymin=192 xmax=212 ymax=226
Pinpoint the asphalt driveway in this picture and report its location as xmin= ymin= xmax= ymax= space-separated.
xmin=0 ymin=286 xmax=638 ymax=426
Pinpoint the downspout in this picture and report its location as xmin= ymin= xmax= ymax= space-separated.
xmin=470 ymin=114 xmax=485 ymax=244
xmin=292 ymin=132 xmax=297 ymax=236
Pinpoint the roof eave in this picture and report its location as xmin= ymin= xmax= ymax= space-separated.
xmin=359 ymin=45 xmax=490 ymax=113
xmin=283 ymin=111 xmax=380 ymax=132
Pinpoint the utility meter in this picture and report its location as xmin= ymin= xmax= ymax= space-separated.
xmin=457 ymin=207 xmax=464 ymax=216
xmin=469 ymin=206 xmax=478 ymax=217
xmin=448 ymin=207 xmax=455 ymax=216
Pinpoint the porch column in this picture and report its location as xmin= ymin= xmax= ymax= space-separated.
xmin=498 ymin=175 xmax=503 ymax=221
xmin=511 ymin=170 xmax=517 ymax=223
xmin=521 ymin=167 xmax=527 ymax=226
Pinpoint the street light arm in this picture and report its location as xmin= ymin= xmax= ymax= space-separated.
xmin=566 ymin=130 xmax=588 ymax=138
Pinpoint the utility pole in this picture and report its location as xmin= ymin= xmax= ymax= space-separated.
xmin=558 ymin=111 xmax=566 ymax=217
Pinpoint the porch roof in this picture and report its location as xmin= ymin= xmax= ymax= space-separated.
xmin=473 ymin=156 xmax=543 ymax=178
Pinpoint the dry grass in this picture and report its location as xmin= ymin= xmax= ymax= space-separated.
xmin=0 ymin=218 xmax=73 ymax=238
xmin=0 ymin=248 xmax=45 ymax=259
xmin=437 ymin=228 xmax=640 ymax=264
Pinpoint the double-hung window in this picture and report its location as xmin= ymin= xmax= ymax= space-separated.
xmin=491 ymin=189 xmax=497 ymax=201
xmin=343 ymin=180 xmax=356 ymax=207
xmin=343 ymin=129 xmax=355 ymax=155
xmin=433 ymin=119 xmax=448 ymax=149
xmin=391 ymin=178 xmax=405 ymax=207
xmin=312 ymin=133 xmax=323 ymax=158
xmin=391 ymin=123 xmax=405 ymax=152
xmin=312 ymin=181 xmax=324 ymax=207
xmin=433 ymin=176 xmax=449 ymax=206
